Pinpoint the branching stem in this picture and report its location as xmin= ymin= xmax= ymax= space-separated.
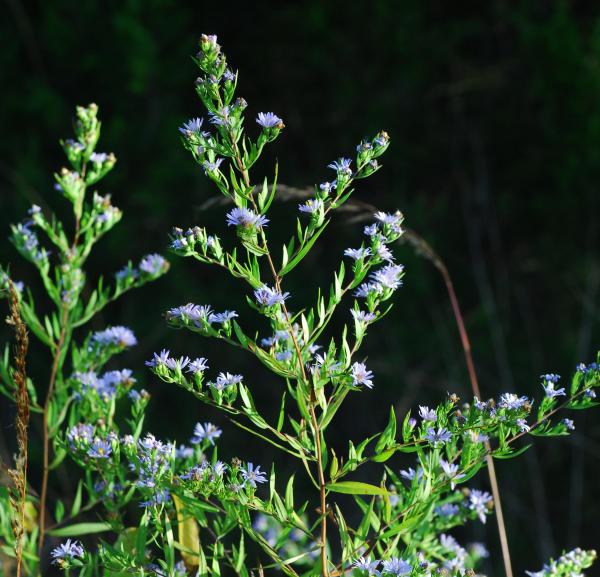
xmin=231 ymin=144 xmax=329 ymax=577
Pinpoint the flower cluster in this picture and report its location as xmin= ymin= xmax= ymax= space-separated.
xmin=127 ymin=433 xmax=175 ymax=507
xmin=4 ymin=34 xmax=600 ymax=577
xmin=165 ymin=303 xmax=238 ymax=331
xmin=73 ymin=368 xmax=136 ymax=401
xmin=526 ymin=548 xmax=597 ymax=577
xmin=115 ymin=253 xmax=169 ymax=285
xmin=91 ymin=325 xmax=137 ymax=348
xmin=51 ymin=539 xmax=85 ymax=568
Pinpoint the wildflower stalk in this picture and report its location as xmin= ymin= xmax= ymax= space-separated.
xmin=38 ymin=156 xmax=86 ymax=559
xmin=1 ymin=103 xmax=168 ymax=574
xmin=228 ymin=113 xmax=330 ymax=577
xmin=6 ymin=280 xmax=30 ymax=577
xmin=132 ymin=35 xmax=600 ymax=576
xmin=38 ymin=302 xmax=69 ymax=559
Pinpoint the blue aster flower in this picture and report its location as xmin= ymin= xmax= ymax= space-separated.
xmin=370 ymin=264 xmax=404 ymax=290
xmin=261 ymin=336 xmax=276 ymax=347
xmin=241 ymin=462 xmax=268 ymax=488
xmin=212 ymin=372 xmax=243 ymax=390
xmin=563 ymin=418 xmax=575 ymax=430
xmin=350 ymin=362 xmax=374 ymax=388
xmin=226 ymin=207 xmax=269 ymax=228
xmin=344 ymin=247 xmax=371 ymax=260
xmin=87 ymin=438 xmax=112 ymax=459
xmin=90 ymin=152 xmax=108 ymax=163
xmin=364 ymin=224 xmax=379 ymax=236
xmin=327 ymin=157 xmax=352 ymax=175
xmin=67 ymin=424 xmax=94 ymax=448
xmin=418 ymin=406 xmax=437 ymax=422
xmin=298 ymin=198 xmax=324 ymax=214
xmin=352 ymin=557 xmax=380 ymax=575
xmin=180 ymin=462 xmax=210 ymax=481
xmin=51 ymin=539 xmax=85 ymax=565
xmin=179 ymin=117 xmax=206 ymax=135
xmin=274 ymin=329 xmax=291 ymax=341
xmin=425 ymin=427 xmax=452 ymax=447
xmin=374 ymin=133 xmax=389 ymax=147
xmin=374 ymin=211 xmax=403 ymax=232
xmin=209 ymin=310 xmax=238 ymax=323
xmin=498 ymin=393 xmax=529 ymax=410
xmin=165 ymin=356 xmax=190 ymax=371
xmin=223 ymin=69 xmax=236 ymax=82
xmin=351 ymin=310 xmax=377 ymax=323
xmin=213 ymin=461 xmax=228 ymax=477
xmin=115 ymin=264 xmax=138 ymax=282
xmin=140 ymin=488 xmax=171 ymax=508
xmin=439 ymin=459 xmax=466 ymax=489
xmin=99 ymin=369 xmax=135 ymax=397
xmin=203 ymin=158 xmax=224 ymax=174
xmin=254 ymin=284 xmax=289 ymax=306
xmin=256 ymin=112 xmax=283 ymax=128
xmin=208 ymin=106 xmax=232 ymax=127
xmin=139 ymin=253 xmax=167 ymax=276
xmin=313 ymin=352 xmax=342 ymax=375
xmin=543 ymin=380 xmax=566 ymax=398
xmin=376 ymin=244 xmax=395 ymax=262
xmin=356 ymin=140 xmax=373 ymax=152
xmin=168 ymin=303 xmax=212 ymax=323
xmin=468 ymin=489 xmax=492 ymax=523
xmin=275 ymin=350 xmax=293 ymax=362
xmin=435 ymin=503 xmax=460 ymax=517
xmin=92 ymin=325 xmax=137 ymax=348
xmin=319 ymin=181 xmax=336 ymax=194
xmin=381 ymin=557 xmax=412 ymax=576
xmin=399 ymin=467 xmax=422 ymax=481
xmin=191 ymin=422 xmax=222 ymax=445
xmin=354 ymin=282 xmax=384 ymax=298
xmin=187 ymin=357 xmax=209 ymax=375
xmin=146 ymin=348 xmax=171 ymax=368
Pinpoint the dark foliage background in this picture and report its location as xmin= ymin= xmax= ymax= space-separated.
xmin=1 ymin=1 xmax=599 ymax=574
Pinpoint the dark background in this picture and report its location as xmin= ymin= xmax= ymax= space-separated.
xmin=1 ymin=1 xmax=599 ymax=575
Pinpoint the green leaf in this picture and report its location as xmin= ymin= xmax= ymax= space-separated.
xmin=280 ymin=220 xmax=330 ymax=276
xmin=48 ymin=522 xmax=112 ymax=537
xmin=234 ymin=533 xmax=246 ymax=573
xmin=375 ymin=407 xmax=396 ymax=453
xmin=371 ymin=448 xmax=396 ymax=463
xmin=276 ymin=392 xmax=287 ymax=431
xmin=326 ymin=481 xmax=388 ymax=496
xmin=285 ymin=475 xmax=295 ymax=511
xmin=164 ymin=512 xmax=175 ymax=572
xmin=233 ymin=320 xmax=248 ymax=347
xmin=55 ymin=499 xmax=65 ymax=524
xmin=493 ymin=444 xmax=532 ymax=459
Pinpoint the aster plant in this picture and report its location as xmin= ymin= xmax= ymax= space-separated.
xmin=0 ymin=104 xmax=169 ymax=575
xmin=0 ymin=35 xmax=599 ymax=577
xmin=146 ymin=34 xmax=598 ymax=577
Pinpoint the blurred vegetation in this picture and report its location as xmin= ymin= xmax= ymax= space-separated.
xmin=1 ymin=1 xmax=599 ymax=574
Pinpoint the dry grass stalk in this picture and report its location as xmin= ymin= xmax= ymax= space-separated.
xmin=5 ymin=280 xmax=30 ymax=577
